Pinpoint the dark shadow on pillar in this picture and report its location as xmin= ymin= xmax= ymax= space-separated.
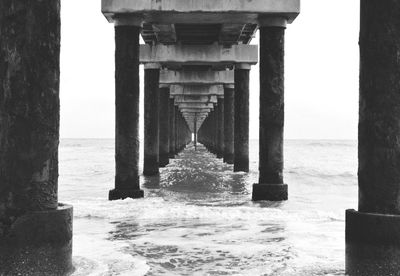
xmin=346 ymin=2 xmax=400 ymax=275
xmin=234 ymin=66 xmax=250 ymax=172
xmin=252 ymin=25 xmax=287 ymax=201
xmin=159 ymin=87 xmax=170 ymax=167
xmin=224 ymin=86 xmax=235 ymax=164
xmin=217 ymin=97 xmax=224 ymax=159
xmin=0 ymin=1 xmax=73 ymax=273
xmin=169 ymin=99 xmax=176 ymax=158
xmin=110 ymin=25 xmax=144 ymax=200
xmin=143 ymin=67 xmax=160 ymax=176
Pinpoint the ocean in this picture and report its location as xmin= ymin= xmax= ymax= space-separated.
xmin=58 ymin=139 xmax=358 ymax=276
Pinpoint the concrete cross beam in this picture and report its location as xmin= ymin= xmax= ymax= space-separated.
xmin=102 ymin=0 xmax=300 ymax=24
xmin=180 ymin=108 xmax=212 ymax=113
xmin=140 ymin=44 xmax=258 ymax=67
xmin=178 ymin=103 xmax=214 ymax=109
xmin=160 ymin=70 xmax=234 ymax=85
xmin=170 ymin=85 xmax=224 ymax=96
xmin=174 ymin=95 xmax=218 ymax=104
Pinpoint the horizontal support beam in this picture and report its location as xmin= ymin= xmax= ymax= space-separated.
xmin=180 ymin=108 xmax=212 ymax=113
xmin=174 ymin=95 xmax=218 ymax=104
xmin=102 ymin=0 xmax=300 ymax=24
xmin=179 ymin=103 xmax=214 ymax=109
xmin=140 ymin=44 xmax=258 ymax=66
xmin=160 ymin=70 xmax=234 ymax=85
xmin=170 ymin=85 xmax=224 ymax=96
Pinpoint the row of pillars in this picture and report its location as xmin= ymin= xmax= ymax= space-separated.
xmin=109 ymin=23 xmax=288 ymax=202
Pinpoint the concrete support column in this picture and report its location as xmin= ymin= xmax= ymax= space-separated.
xmin=346 ymin=2 xmax=400 ymax=274
xmin=224 ymin=85 xmax=235 ymax=164
xmin=169 ymin=98 xmax=176 ymax=158
xmin=234 ymin=65 xmax=250 ymax=172
xmin=111 ymin=24 xmax=144 ymax=200
xmin=0 ymin=1 xmax=73 ymax=274
xmin=175 ymin=106 xmax=180 ymax=154
xmin=194 ymin=113 xmax=198 ymax=150
xmin=217 ymin=97 xmax=225 ymax=159
xmin=143 ymin=64 xmax=160 ymax=176
xmin=159 ymin=87 xmax=170 ymax=167
xmin=253 ymin=22 xmax=288 ymax=201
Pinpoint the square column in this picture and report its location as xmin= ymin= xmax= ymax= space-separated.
xmin=217 ymin=96 xmax=225 ymax=158
xmin=346 ymin=2 xmax=400 ymax=274
xmin=0 ymin=1 xmax=72 ymax=274
xmin=234 ymin=64 xmax=250 ymax=172
xmin=143 ymin=64 xmax=160 ymax=176
xmin=169 ymin=98 xmax=176 ymax=158
xmin=110 ymin=24 xmax=144 ymax=199
xmin=252 ymin=19 xmax=288 ymax=201
xmin=224 ymin=85 xmax=235 ymax=164
xmin=159 ymin=87 xmax=170 ymax=167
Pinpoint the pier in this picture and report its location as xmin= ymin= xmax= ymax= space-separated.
xmin=1 ymin=0 xmax=400 ymax=274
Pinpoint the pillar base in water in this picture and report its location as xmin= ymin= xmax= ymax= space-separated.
xmin=159 ymin=154 xmax=169 ymax=167
xmin=345 ymin=209 xmax=400 ymax=275
xmin=223 ymin=153 xmax=234 ymax=165
xmin=252 ymin=184 xmax=288 ymax=201
xmin=109 ymin=189 xmax=144 ymax=200
xmin=0 ymin=204 xmax=73 ymax=276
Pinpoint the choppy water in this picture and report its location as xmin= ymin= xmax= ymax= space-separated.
xmin=58 ymin=139 xmax=357 ymax=276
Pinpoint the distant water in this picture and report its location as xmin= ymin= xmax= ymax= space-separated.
xmin=58 ymin=139 xmax=357 ymax=276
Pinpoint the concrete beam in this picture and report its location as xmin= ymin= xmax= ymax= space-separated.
xmin=174 ymin=95 xmax=218 ymax=104
xmin=180 ymin=108 xmax=212 ymax=113
xmin=160 ymin=70 xmax=234 ymax=85
xmin=140 ymin=44 xmax=258 ymax=66
xmin=179 ymin=103 xmax=214 ymax=109
xmin=170 ymin=85 xmax=224 ymax=96
xmin=102 ymin=0 xmax=300 ymax=24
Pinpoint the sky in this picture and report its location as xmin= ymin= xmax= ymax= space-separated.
xmin=60 ymin=0 xmax=360 ymax=140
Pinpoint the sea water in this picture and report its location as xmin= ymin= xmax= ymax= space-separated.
xmin=58 ymin=139 xmax=357 ymax=276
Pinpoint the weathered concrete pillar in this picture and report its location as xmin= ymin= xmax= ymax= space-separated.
xmin=217 ymin=97 xmax=225 ymax=158
xmin=0 ymin=1 xmax=73 ymax=274
xmin=194 ymin=113 xmax=198 ymax=150
xmin=111 ymin=24 xmax=144 ymax=200
xmin=159 ymin=87 xmax=170 ymax=167
xmin=253 ymin=19 xmax=288 ymax=201
xmin=346 ymin=2 xmax=400 ymax=274
xmin=234 ymin=65 xmax=250 ymax=172
xmin=169 ymin=98 xmax=176 ymax=158
xmin=224 ymin=85 xmax=235 ymax=164
xmin=143 ymin=64 xmax=160 ymax=176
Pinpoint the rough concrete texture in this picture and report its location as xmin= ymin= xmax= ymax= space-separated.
xmin=102 ymin=0 xmax=300 ymax=24
xmin=160 ymin=70 xmax=234 ymax=85
xmin=144 ymin=68 xmax=160 ymax=176
xmin=113 ymin=26 xmax=143 ymax=199
xmin=140 ymin=44 xmax=258 ymax=66
xmin=223 ymin=87 xmax=235 ymax=164
xmin=169 ymin=100 xmax=176 ymax=158
xmin=346 ymin=209 xmax=400 ymax=274
xmin=159 ymin=87 xmax=170 ymax=167
xmin=217 ymin=98 xmax=225 ymax=159
xmin=258 ymin=26 xmax=285 ymax=185
xmin=0 ymin=204 xmax=73 ymax=275
xmin=234 ymin=69 xmax=249 ymax=172
xmin=0 ymin=0 xmax=63 ymax=245
xmin=358 ymin=0 xmax=400 ymax=215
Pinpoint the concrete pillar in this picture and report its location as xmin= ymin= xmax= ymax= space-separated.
xmin=143 ymin=64 xmax=160 ymax=176
xmin=234 ymin=65 xmax=250 ymax=172
xmin=252 ymin=21 xmax=288 ymax=201
xmin=217 ymin=97 xmax=225 ymax=159
xmin=159 ymin=87 xmax=170 ymax=167
xmin=224 ymin=85 xmax=235 ymax=164
xmin=175 ymin=106 xmax=180 ymax=154
xmin=194 ymin=113 xmax=198 ymax=150
xmin=169 ymin=98 xmax=176 ymax=158
xmin=346 ymin=2 xmax=400 ymax=274
xmin=0 ymin=1 xmax=73 ymax=274
xmin=111 ymin=24 xmax=144 ymax=200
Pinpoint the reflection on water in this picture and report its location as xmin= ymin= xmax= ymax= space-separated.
xmin=58 ymin=139 xmax=359 ymax=275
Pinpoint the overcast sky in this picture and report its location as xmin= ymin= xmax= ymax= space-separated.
xmin=60 ymin=0 xmax=360 ymax=140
